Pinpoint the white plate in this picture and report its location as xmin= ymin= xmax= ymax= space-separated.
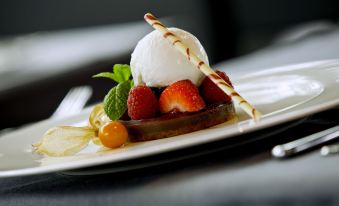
xmin=1 ymin=60 xmax=339 ymax=177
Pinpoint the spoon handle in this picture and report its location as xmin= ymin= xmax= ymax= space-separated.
xmin=272 ymin=125 xmax=339 ymax=158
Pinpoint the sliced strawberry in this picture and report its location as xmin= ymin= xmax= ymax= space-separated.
xmin=200 ymin=70 xmax=233 ymax=104
xmin=159 ymin=80 xmax=205 ymax=113
xmin=127 ymin=85 xmax=158 ymax=120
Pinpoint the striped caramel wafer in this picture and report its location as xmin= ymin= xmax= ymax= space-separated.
xmin=144 ymin=13 xmax=262 ymax=120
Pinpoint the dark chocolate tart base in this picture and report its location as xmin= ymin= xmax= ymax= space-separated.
xmin=121 ymin=102 xmax=236 ymax=142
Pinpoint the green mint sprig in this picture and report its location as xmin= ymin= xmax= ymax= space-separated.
xmin=93 ymin=64 xmax=133 ymax=120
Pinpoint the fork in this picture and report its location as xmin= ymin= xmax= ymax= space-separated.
xmin=51 ymin=85 xmax=93 ymax=119
xmin=0 ymin=85 xmax=92 ymax=136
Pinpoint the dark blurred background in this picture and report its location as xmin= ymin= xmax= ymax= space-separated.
xmin=0 ymin=0 xmax=338 ymax=129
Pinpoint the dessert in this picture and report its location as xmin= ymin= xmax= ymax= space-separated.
xmin=33 ymin=13 xmax=261 ymax=157
xmin=123 ymin=103 xmax=235 ymax=142
xmin=130 ymin=28 xmax=208 ymax=87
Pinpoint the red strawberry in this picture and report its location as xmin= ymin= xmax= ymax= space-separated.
xmin=200 ymin=70 xmax=233 ymax=104
xmin=159 ymin=80 xmax=205 ymax=113
xmin=127 ymin=85 xmax=158 ymax=120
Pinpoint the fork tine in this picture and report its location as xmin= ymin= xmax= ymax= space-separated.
xmin=52 ymin=86 xmax=93 ymax=119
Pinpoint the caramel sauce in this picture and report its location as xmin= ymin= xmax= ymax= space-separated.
xmin=121 ymin=103 xmax=236 ymax=142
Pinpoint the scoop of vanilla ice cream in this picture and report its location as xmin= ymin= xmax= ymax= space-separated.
xmin=130 ymin=28 xmax=209 ymax=87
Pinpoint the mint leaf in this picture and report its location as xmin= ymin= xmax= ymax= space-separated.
xmin=92 ymin=72 xmax=115 ymax=80
xmin=93 ymin=64 xmax=134 ymax=120
xmin=112 ymin=64 xmax=131 ymax=83
xmin=130 ymin=80 xmax=134 ymax=88
xmin=103 ymin=80 xmax=132 ymax=120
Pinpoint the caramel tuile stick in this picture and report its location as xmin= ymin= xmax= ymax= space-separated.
xmin=144 ymin=13 xmax=262 ymax=120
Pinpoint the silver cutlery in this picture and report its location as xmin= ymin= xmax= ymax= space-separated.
xmin=0 ymin=85 xmax=92 ymax=137
xmin=320 ymin=144 xmax=339 ymax=156
xmin=51 ymin=85 xmax=92 ymax=119
xmin=272 ymin=125 xmax=339 ymax=158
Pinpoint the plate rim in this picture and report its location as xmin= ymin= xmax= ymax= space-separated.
xmin=1 ymin=59 xmax=339 ymax=177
